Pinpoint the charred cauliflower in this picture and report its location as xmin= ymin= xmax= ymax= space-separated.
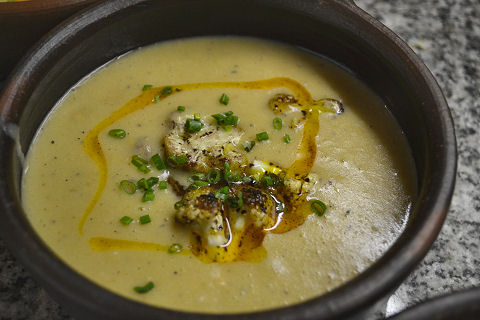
xmin=164 ymin=114 xmax=247 ymax=173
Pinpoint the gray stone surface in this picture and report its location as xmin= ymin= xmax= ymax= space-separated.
xmin=356 ymin=0 xmax=480 ymax=317
xmin=0 ymin=0 xmax=479 ymax=319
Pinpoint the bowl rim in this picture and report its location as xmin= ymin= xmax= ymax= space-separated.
xmin=0 ymin=0 xmax=97 ymax=14
xmin=0 ymin=0 xmax=457 ymax=319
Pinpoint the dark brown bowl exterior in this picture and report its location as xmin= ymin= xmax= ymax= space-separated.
xmin=0 ymin=0 xmax=98 ymax=80
xmin=388 ymin=287 xmax=480 ymax=320
xmin=0 ymin=0 xmax=456 ymax=319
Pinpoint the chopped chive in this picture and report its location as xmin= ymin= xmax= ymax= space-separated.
xmin=142 ymin=190 xmax=155 ymax=203
xmin=158 ymin=181 xmax=168 ymax=190
xmin=142 ymin=84 xmax=153 ymax=91
xmin=261 ymin=175 xmax=274 ymax=187
xmin=256 ymin=131 xmax=269 ymax=142
xmin=311 ymin=200 xmax=327 ymax=217
xmin=211 ymin=111 xmax=239 ymax=130
xmin=134 ymin=281 xmax=154 ymax=294
xmin=166 ymin=156 xmax=177 ymax=167
xmin=139 ymin=214 xmax=152 ymax=224
xmin=194 ymin=113 xmax=201 ymax=121
xmin=168 ymin=243 xmax=183 ymax=254
xmin=237 ymin=191 xmax=243 ymax=208
xmin=193 ymin=180 xmax=210 ymax=187
xmin=242 ymin=175 xmax=254 ymax=184
xmin=151 ymin=154 xmax=166 ymax=170
xmin=119 ymin=180 xmax=136 ymax=194
xmin=283 ymin=134 xmax=291 ymax=143
xmin=273 ymin=117 xmax=283 ymax=130
xmin=119 ymin=216 xmax=133 ymax=225
xmin=177 ymin=105 xmax=186 ymax=112
xmin=146 ymin=177 xmax=159 ymax=188
xmin=223 ymin=161 xmax=232 ymax=182
xmin=131 ymin=155 xmax=150 ymax=174
xmin=166 ymin=155 xmax=188 ymax=168
xmin=108 ymin=129 xmax=126 ymax=139
xmin=161 ymin=86 xmax=172 ymax=95
xmin=154 ymin=95 xmax=160 ymax=103
xmin=174 ymin=201 xmax=185 ymax=210
xmin=185 ymin=118 xmax=203 ymax=133
xmin=229 ymin=191 xmax=243 ymax=208
xmin=243 ymin=141 xmax=255 ymax=152
xmin=215 ymin=186 xmax=229 ymax=201
xmin=207 ymin=169 xmax=221 ymax=184
xmin=219 ymin=93 xmax=229 ymax=105
xmin=137 ymin=178 xmax=149 ymax=190
xmin=176 ymin=155 xmax=187 ymax=165
xmin=189 ymin=173 xmax=206 ymax=182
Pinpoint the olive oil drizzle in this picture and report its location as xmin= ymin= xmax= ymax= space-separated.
xmin=82 ymin=77 xmax=338 ymax=262
xmin=89 ymin=237 xmax=191 ymax=255
xmin=81 ymin=77 xmax=315 ymax=233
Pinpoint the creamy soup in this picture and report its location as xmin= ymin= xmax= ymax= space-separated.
xmin=22 ymin=37 xmax=415 ymax=313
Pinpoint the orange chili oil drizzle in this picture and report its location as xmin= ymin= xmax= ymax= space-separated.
xmin=84 ymin=77 xmax=340 ymax=262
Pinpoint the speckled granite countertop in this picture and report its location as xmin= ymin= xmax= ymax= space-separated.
xmin=1 ymin=0 xmax=479 ymax=319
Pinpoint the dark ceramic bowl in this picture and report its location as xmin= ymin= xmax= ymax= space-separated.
xmin=388 ymin=287 xmax=480 ymax=320
xmin=0 ymin=0 xmax=98 ymax=80
xmin=0 ymin=0 xmax=456 ymax=319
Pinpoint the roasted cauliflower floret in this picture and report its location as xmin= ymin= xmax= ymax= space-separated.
xmin=164 ymin=115 xmax=247 ymax=172
xmin=231 ymin=185 xmax=275 ymax=228
xmin=284 ymin=173 xmax=319 ymax=196
xmin=175 ymin=186 xmax=227 ymax=246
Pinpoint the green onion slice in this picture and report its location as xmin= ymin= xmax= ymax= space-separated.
xmin=108 ymin=129 xmax=126 ymax=139
xmin=131 ymin=155 xmax=150 ymax=173
xmin=142 ymin=84 xmax=152 ymax=91
xmin=142 ymin=190 xmax=155 ymax=203
xmin=134 ymin=281 xmax=154 ymax=294
xmin=119 ymin=216 xmax=133 ymax=225
xmin=177 ymin=105 xmax=185 ymax=112
xmin=229 ymin=191 xmax=243 ymax=208
xmin=119 ymin=180 xmax=136 ymax=194
xmin=193 ymin=180 xmax=209 ymax=187
xmin=158 ymin=181 xmax=167 ymax=190
xmin=137 ymin=178 xmax=149 ymax=190
xmin=207 ymin=169 xmax=221 ymax=184
xmin=256 ymin=131 xmax=269 ymax=142
xmin=273 ymin=117 xmax=283 ymax=130
xmin=139 ymin=214 xmax=152 ymax=224
xmin=151 ymin=154 xmax=166 ymax=170
xmin=161 ymin=86 xmax=172 ymax=95
xmin=174 ymin=201 xmax=185 ymax=210
xmin=243 ymin=141 xmax=255 ymax=152
xmin=168 ymin=243 xmax=183 ymax=254
xmin=146 ymin=177 xmax=159 ymax=188
xmin=283 ymin=134 xmax=291 ymax=143
xmin=166 ymin=155 xmax=187 ymax=168
xmin=189 ymin=173 xmax=206 ymax=182
xmin=219 ymin=93 xmax=229 ymax=105
xmin=261 ymin=175 xmax=274 ymax=187
xmin=185 ymin=118 xmax=203 ymax=133
xmin=154 ymin=95 xmax=160 ymax=103
xmin=194 ymin=113 xmax=201 ymax=121
xmin=311 ymin=200 xmax=327 ymax=217
xmin=215 ymin=186 xmax=229 ymax=201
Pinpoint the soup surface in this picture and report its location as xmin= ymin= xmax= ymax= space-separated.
xmin=22 ymin=37 xmax=415 ymax=313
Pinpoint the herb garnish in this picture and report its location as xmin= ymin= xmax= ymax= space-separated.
xmin=108 ymin=129 xmax=126 ymax=139
xmin=134 ymin=281 xmax=154 ymax=294
xmin=219 ymin=93 xmax=229 ymax=105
